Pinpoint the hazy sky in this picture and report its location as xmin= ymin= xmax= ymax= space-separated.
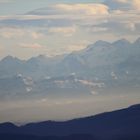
xmin=0 ymin=0 xmax=140 ymax=59
xmin=1 ymin=93 xmax=140 ymax=123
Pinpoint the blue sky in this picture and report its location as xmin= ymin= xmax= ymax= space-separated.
xmin=0 ymin=0 xmax=140 ymax=59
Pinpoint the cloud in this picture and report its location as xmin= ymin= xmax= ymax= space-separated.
xmin=20 ymin=43 xmax=43 ymax=49
xmin=86 ymin=26 xmax=108 ymax=33
xmin=0 ymin=27 xmax=45 ymax=39
xmin=0 ymin=28 xmax=24 ymax=39
xmin=0 ymin=2 xmax=140 ymax=59
xmin=0 ymin=3 xmax=109 ymax=39
xmin=79 ymin=1 xmax=140 ymax=36
xmin=28 ymin=4 xmax=109 ymax=16
xmin=125 ymin=22 xmax=136 ymax=31
xmin=48 ymin=26 xmax=76 ymax=36
xmin=54 ymin=4 xmax=109 ymax=15
xmin=30 ymin=31 xmax=45 ymax=39
xmin=132 ymin=0 xmax=140 ymax=10
xmin=104 ymin=0 xmax=140 ymax=11
xmin=93 ymin=19 xmax=140 ymax=36
xmin=104 ymin=0 xmax=131 ymax=11
xmin=63 ymin=40 xmax=90 ymax=52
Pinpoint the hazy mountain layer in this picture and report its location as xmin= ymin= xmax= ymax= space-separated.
xmin=0 ymin=38 xmax=140 ymax=99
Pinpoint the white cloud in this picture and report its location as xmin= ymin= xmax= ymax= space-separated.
xmin=28 ymin=4 xmax=109 ymax=16
xmin=125 ymin=22 xmax=136 ymax=31
xmin=132 ymin=0 xmax=140 ymax=10
xmin=54 ymin=4 xmax=109 ymax=15
xmin=65 ymin=41 xmax=90 ymax=52
xmin=48 ymin=26 xmax=76 ymax=36
xmin=87 ymin=27 xmax=108 ymax=33
xmin=0 ymin=28 xmax=25 ymax=39
xmin=0 ymin=27 xmax=45 ymax=39
xmin=20 ymin=43 xmax=43 ymax=49
xmin=30 ymin=31 xmax=45 ymax=39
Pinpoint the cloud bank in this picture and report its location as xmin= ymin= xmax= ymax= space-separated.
xmin=0 ymin=0 xmax=140 ymax=59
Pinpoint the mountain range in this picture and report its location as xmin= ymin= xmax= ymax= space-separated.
xmin=0 ymin=38 xmax=140 ymax=100
xmin=0 ymin=104 xmax=140 ymax=140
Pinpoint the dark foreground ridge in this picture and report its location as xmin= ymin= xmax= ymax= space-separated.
xmin=0 ymin=104 xmax=140 ymax=140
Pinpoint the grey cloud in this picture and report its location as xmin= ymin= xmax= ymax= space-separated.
xmin=104 ymin=0 xmax=131 ymax=11
xmin=104 ymin=0 xmax=140 ymax=11
xmin=0 ymin=18 xmax=73 ymax=28
xmin=92 ymin=21 xmax=140 ymax=36
xmin=0 ymin=2 xmax=139 ymax=44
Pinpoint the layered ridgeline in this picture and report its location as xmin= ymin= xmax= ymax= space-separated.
xmin=0 ymin=104 xmax=140 ymax=140
xmin=0 ymin=38 xmax=140 ymax=100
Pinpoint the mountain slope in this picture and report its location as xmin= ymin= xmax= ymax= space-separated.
xmin=0 ymin=134 xmax=96 ymax=140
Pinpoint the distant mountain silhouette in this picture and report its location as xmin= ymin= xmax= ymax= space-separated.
xmin=0 ymin=104 xmax=140 ymax=140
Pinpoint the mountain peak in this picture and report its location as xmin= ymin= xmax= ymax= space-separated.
xmin=0 ymin=122 xmax=17 ymax=128
xmin=94 ymin=40 xmax=110 ymax=47
xmin=1 ymin=55 xmax=21 ymax=63
xmin=112 ymin=38 xmax=131 ymax=46
xmin=27 ymin=54 xmax=48 ymax=63
xmin=84 ymin=40 xmax=111 ymax=52
xmin=2 ymin=55 xmax=14 ymax=60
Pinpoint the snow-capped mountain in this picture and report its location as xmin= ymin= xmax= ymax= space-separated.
xmin=0 ymin=38 xmax=140 ymax=100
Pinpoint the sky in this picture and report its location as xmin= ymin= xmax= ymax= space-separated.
xmin=1 ymin=93 xmax=140 ymax=123
xmin=0 ymin=0 xmax=140 ymax=59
